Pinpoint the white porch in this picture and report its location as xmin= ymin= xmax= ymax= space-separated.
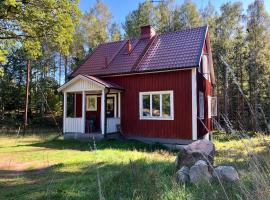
xmin=57 ymin=75 xmax=123 ymax=136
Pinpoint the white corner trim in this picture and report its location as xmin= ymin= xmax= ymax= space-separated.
xmin=82 ymin=91 xmax=86 ymax=134
xmin=101 ymin=89 xmax=105 ymax=134
xmin=192 ymin=68 xmax=197 ymax=140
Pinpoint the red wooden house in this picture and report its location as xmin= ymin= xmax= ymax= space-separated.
xmin=58 ymin=25 xmax=216 ymax=144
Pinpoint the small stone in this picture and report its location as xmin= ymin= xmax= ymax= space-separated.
xmin=189 ymin=160 xmax=212 ymax=184
xmin=176 ymin=166 xmax=190 ymax=184
xmin=213 ymin=166 xmax=239 ymax=181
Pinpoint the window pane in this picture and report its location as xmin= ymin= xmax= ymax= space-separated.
xmin=199 ymin=92 xmax=204 ymax=119
xmin=106 ymin=98 xmax=114 ymax=118
xmin=67 ymin=93 xmax=75 ymax=117
xmin=152 ymin=94 xmax=160 ymax=117
xmin=211 ymin=97 xmax=217 ymax=117
xmin=162 ymin=94 xmax=171 ymax=117
xmin=142 ymin=95 xmax=150 ymax=116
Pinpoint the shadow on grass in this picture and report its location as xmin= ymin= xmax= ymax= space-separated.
xmin=0 ymin=159 xmax=174 ymax=200
xmin=0 ymin=157 xmax=244 ymax=200
xmin=24 ymin=138 xmax=171 ymax=153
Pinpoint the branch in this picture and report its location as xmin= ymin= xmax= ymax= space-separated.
xmin=0 ymin=33 xmax=53 ymax=40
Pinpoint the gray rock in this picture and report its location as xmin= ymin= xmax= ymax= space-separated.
xmin=189 ymin=160 xmax=212 ymax=184
xmin=176 ymin=139 xmax=215 ymax=170
xmin=213 ymin=166 xmax=239 ymax=181
xmin=176 ymin=166 xmax=190 ymax=184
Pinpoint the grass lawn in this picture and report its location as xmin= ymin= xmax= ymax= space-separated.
xmin=0 ymin=133 xmax=269 ymax=200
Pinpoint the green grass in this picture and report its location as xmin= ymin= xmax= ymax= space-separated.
xmin=0 ymin=133 xmax=269 ymax=200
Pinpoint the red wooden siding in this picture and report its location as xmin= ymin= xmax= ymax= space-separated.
xmin=75 ymin=93 xmax=82 ymax=117
xmin=104 ymin=70 xmax=192 ymax=140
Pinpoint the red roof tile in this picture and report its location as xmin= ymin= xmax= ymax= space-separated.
xmin=71 ymin=26 xmax=207 ymax=77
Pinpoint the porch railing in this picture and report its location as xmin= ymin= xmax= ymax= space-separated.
xmin=64 ymin=117 xmax=120 ymax=134
xmin=65 ymin=118 xmax=84 ymax=133
xmin=107 ymin=118 xmax=120 ymax=133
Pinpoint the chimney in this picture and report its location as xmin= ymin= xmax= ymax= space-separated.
xmin=140 ymin=25 xmax=156 ymax=39
xmin=127 ymin=40 xmax=132 ymax=54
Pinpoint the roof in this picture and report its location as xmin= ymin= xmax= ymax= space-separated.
xmin=57 ymin=74 xmax=124 ymax=92
xmin=82 ymin=75 xmax=124 ymax=90
xmin=71 ymin=26 xmax=208 ymax=77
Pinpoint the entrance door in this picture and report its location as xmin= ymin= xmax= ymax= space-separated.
xmin=85 ymin=96 xmax=101 ymax=133
xmin=106 ymin=97 xmax=115 ymax=118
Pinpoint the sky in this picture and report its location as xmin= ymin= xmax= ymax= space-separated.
xmin=79 ymin=0 xmax=270 ymax=25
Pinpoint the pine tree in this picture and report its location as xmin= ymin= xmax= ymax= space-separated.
xmin=246 ymin=0 xmax=270 ymax=131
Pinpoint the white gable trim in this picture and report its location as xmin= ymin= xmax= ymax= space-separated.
xmin=57 ymin=75 xmax=105 ymax=93
xmin=191 ymin=68 xmax=198 ymax=140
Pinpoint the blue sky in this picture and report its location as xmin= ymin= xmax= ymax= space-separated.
xmin=79 ymin=0 xmax=270 ymax=25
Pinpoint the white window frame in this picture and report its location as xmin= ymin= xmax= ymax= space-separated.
xmin=199 ymin=91 xmax=204 ymax=119
xmin=139 ymin=90 xmax=174 ymax=120
xmin=202 ymin=54 xmax=211 ymax=81
xmin=211 ymin=96 xmax=217 ymax=117
xmin=208 ymin=95 xmax=211 ymax=119
xmin=107 ymin=94 xmax=117 ymax=118
xmin=86 ymin=95 xmax=97 ymax=111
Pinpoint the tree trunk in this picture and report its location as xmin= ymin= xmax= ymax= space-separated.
xmin=59 ymin=53 xmax=62 ymax=85
xmin=224 ymin=63 xmax=229 ymax=132
xmin=64 ymin=56 xmax=68 ymax=82
xmin=24 ymin=60 xmax=31 ymax=134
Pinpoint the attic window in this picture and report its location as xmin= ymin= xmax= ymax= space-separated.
xmin=202 ymin=54 xmax=211 ymax=80
xmin=202 ymin=54 xmax=209 ymax=74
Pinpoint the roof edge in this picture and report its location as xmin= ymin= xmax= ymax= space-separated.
xmin=198 ymin=25 xmax=208 ymax=67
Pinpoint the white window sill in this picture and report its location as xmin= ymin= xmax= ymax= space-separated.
xmin=140 ymin=117 xmax=174 ymax=121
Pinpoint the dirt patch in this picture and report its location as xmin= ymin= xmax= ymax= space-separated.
xmin=0 ymin=155 xmax=54 ymax=177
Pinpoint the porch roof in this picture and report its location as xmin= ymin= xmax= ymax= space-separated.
xmin=57 ymin=74 xmax=124 ymax=92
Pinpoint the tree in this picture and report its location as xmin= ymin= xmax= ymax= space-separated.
xmin=109 ymin=23 xmax=121 ymax=41
xmin=246 ymin=0 xmax=270 ymax=131
xmin=155 ymin=0 xmax=175 ymax=33
xmin=0 ymin=0 xmax=81 ymax=130
xmin=0 ymin=0 xmax=80 ymax=58
xmin=123 ymin=0 xmax=156 ymax=38
xmin=173 ymin=0 xmax=202 ymax=30
xmin=82 ymin=0 xmax=112 ymax=51
xmin=213 ymin=2 xmax=243 ymax=129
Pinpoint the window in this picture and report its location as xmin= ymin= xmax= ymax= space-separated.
xmin=211 ymin=96 xmax=217 ymax=117
xmin=208 ymin=96 xmax=211 ymax=118
xmin=139 ymin=91 xmax=174 ymax=120
xmin=86 ymin=96 xmax=97 ymax=111
xmin=106 ymin=97 xmax=115 ymax=118
xmin=202 ymin=54 xmax=211 ymax=81
xmin=202 ymin=55 xmax=209 ymax=74
xmin=199 ymin=91 xmax=204 ymax=119
xmin=67 ymin=93 xmax=76 ymax=117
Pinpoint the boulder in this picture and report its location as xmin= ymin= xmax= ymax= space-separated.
xmin=213 ymin=166 xmax=239 ymax=181
xmin=176 ymin=139 xmax=215 ymax=170
xmin=189 ymin=160 xmax=212 ymax=184
xmin=176 ymin=166 xmax=190 ymax=184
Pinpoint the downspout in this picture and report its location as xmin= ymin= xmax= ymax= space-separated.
xmin=104 ymin=87 xmax=110 ymax=138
